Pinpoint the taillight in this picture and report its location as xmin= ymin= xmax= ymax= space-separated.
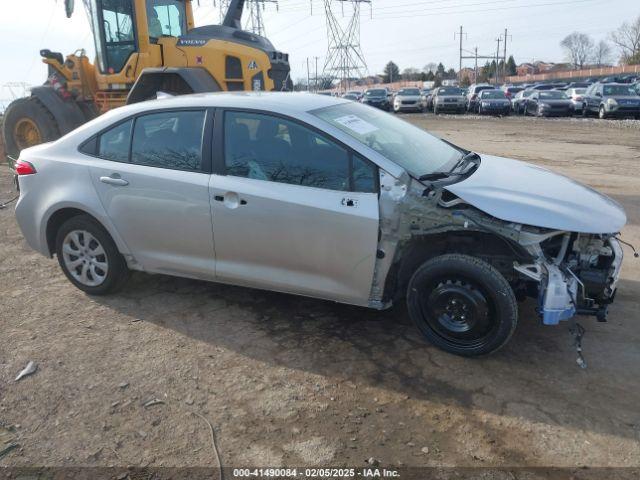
xmin=15 ymin=159 xmax=37 ymax=175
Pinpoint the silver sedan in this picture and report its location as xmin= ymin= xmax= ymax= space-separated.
xmin=13 ymin=92 xmax=626 ymax=357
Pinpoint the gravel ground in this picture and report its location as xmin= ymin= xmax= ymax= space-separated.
xmin=0 ymin=115 xmax=639 ymax=473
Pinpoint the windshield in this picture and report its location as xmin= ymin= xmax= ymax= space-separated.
xmin=539 ymin=91 xmax=567 ymax=99
xmin=603 ymin=84 xmax=637 ymax=96
xmin=481 ymin=90 xmax=506 ymax=99
xmin=312 ymin=102 xmax=462 ymax=178
xmin=366 ymin=89 xmax=386 ymax=96
xmin=438 ymin=87 xmax=463 ymax=95
xmin=398 ymin=88 xmax=420 ymax=96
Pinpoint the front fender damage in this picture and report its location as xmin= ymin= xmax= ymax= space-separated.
xmin=369 ymin=172 xmax=624 ymax=329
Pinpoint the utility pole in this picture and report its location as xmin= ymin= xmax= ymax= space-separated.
xmin=501 ymin=28 xmax=512 ymax=81
xmin=495 ymin=36 xmax=502 ymax=85
xmin=474 ymin=47 xmax=478 ymax=83
xmin=314 ymin=56 xmax=320 ymax=92
xmin=454 ymin=26 xmax=467 ymax=78
xmin=306 ymin=57 xmax=311 ymax=91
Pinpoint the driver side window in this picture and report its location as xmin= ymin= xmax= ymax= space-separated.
xmin=224 ymin=111 xmax=376 ymax=193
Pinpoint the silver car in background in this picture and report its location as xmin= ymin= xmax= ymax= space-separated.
xmin=393 ymin=87 xmax=423 ymax=113
xmin=431 ymin=86 xmax=466 ymax=114
xmin=13 ymin=93 xmax=626 ymax=357
xmin=565 ymin=88 xmax=587 ymax=115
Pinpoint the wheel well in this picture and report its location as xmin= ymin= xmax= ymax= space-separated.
xmin=384 ymin=230 xmax=530 ymax=302
xmin=46 ymin=208 xmax=99 ymax=256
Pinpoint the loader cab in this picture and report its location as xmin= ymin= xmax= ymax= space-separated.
xmin=90 ymin=0 xmax=192 ymax=74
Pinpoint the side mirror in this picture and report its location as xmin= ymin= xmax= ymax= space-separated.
xmin=595 ymin=92 xmax=602 ymax=97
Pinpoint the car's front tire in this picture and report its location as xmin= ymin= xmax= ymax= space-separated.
xmin=55 ymin=215 xmax=130 ymax=295
xmin=406 ymin=254 xmax=518 ymax=356
xmin=599 ymin=105 xmax=607 ymax=119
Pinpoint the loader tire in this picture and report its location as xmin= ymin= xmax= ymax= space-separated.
xmin=2 ymin=97 xmax=60 ymax=159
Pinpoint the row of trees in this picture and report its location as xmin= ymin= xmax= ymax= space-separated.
xmin=561 ymin=14 xmax=640 ymax=68
xmin=379 ymin=55 xmax=516 ymax=86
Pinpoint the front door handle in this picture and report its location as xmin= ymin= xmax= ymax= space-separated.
xmin=214 ymin=192 xmax=247 ymax=208
xmin=100 ymin=175 xmax=129 ymax=186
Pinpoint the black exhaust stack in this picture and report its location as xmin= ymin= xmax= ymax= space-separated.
xmin=222 ymin=0 xmax=245 ymax=29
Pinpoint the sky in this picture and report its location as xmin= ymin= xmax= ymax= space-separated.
xmin=0 ymin=0 xmax=638 ymax=108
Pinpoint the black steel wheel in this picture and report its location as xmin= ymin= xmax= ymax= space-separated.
xmin=407 ymin=254 xmax=518 ymax=356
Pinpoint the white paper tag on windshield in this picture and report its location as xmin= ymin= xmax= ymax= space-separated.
xmin=333 ymin=115 xmax=379 ymax=135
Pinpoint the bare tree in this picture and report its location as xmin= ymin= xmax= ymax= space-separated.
xmin=592 ymin=40 xmax=613 ymax=66
xmin=422 ymin=63 xmax=437 ymax=74
xmin=560 ymin=32 xmax=594 ymax=70
xmin=609 ymin=15 xmax=640 ymax=63
xmin=402 ymin=67 xmax=421 ymax=81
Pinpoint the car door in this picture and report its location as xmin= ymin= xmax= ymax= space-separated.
xmin=87 ymin=108 xmax=216 ymax=280
xmin=209 ymin=110 xmax=380 ymax=305
xmin=527 ymin=93 xmax=538 ymax=114
xmin=586 ymin=85 xmax=599 ymax=112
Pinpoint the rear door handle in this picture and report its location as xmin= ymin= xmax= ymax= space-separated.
xmin=100 ymin=176 xmax=129 ymax=186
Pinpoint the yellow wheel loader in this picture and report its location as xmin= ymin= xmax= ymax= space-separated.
xmin=2 ymin=0 xmax=291 ymax=157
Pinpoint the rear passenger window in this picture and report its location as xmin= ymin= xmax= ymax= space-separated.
xmin=224 ymin=111 xmax=350 ymax=191
xmin=131 ymin=110 xmax=206 ymax=170
xmin=98 ymin=119 xmax=132 ymax=162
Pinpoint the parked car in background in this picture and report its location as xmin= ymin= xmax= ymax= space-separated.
xmin=502 ymin=86 xmax=524 ymax=100
xmin=431 ymin=86 xmax=466 ymax=114
xmin=361 ymin=88 xmax=390 ymax=111
xmin=345 ymin=90 xmax=363 ymax=101
xmin=512 ymin=89 xmax=534 ymax=115
xmin=13 ymin=92 xmax=627 ymax=357
xmin=342 ymin=93 xmax=360 ymax=101
xmin=476 ymin=89 xmax=511 ymax=115
xmin=582 ymin=83 xmax=640 ymax=119
xmin=419 ymin=89 xmax=432 ymax=110
xmin=565 ymin=81 xmax=591 ymax=90
xmin=530 ymin=84 xmax=556 ymax=91
xmin=526 ymin=90 xmax=571 ymax=117
xmin=466 ymin=84 xmax=495 ymax=112
xmin=393 ymin=87 xmax=423 ymax=113
xmin=565 ymin=88 xmax=587 ymax=115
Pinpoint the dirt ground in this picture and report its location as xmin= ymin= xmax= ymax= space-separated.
xmin=1 ymin=115 xmax=639 ymax=473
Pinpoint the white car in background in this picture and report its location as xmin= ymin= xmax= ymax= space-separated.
xmin=393 ymin=88 xmax=423 ymax=113
xmin=13 ymin=92 xmax=626 ymax=357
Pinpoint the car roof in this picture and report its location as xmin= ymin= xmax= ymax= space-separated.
xmin=121 ymin=92 xmax=352 ymax=116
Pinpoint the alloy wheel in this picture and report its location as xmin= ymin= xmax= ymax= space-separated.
xmin=61 ymin=230 xmax=109 ymax=287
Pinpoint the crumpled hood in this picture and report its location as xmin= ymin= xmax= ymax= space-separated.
xmin=445 ymin=155 xmax=627 ymax=234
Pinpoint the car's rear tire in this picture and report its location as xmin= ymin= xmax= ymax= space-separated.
xmin=55 ymin=215 xmax=130 ymax=295
xmin=406 ymin=254 xmax=518 ymax=356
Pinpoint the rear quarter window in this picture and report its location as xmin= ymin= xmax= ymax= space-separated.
xmin=97 ymin=119 xmax=133 ymax=162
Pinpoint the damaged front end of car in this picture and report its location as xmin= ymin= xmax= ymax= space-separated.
xmin=370 ymin=166 xmax=626 ymax=332
xmin=514 ymin=232 xmax=623 ymax=325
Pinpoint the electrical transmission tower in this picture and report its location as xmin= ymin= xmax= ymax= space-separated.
xmin=322 ymin=0 xmax=371 ymax=93
xmin=245 ymin=0 xmax=278 ymax=36
xmin=214 ymin=0 xmax=277 ymax=36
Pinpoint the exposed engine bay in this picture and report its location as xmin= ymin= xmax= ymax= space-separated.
xmin=515 ymin=233 xmax=623 ymax=325
xmin=372 ymin=170 xmax=625 ymax=330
